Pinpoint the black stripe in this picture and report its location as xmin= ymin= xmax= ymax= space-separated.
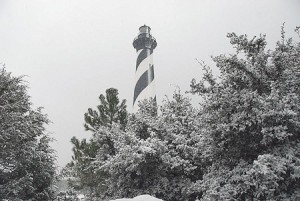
xmin=136 ymin=49 xmax=153 ymax=70
xmin=133 ymin=65 xmax=154 ymax=104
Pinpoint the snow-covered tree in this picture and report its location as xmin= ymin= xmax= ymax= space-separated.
xmin=0 ymin=67 xmax=57 ymax=200
xmin=190 ymin=25 xmax=300 ymax=200
xmin=96 ymin=95 xmax=203 ymax=201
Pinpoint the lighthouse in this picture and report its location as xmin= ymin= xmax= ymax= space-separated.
xmin=132 ymin=25 xmax=157 ymax=112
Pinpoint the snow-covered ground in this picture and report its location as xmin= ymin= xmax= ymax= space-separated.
xmin=110 ymin=194 xmax=163 ymax=201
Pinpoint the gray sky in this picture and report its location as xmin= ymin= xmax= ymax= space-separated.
xmin=0 ymin=0 xmax=299 ymax=168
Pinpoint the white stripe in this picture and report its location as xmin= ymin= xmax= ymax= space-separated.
xmin=133 ymin=80 xmax=156 ymax=113
xmin=137 ymin=49 xmax=143 ymax=55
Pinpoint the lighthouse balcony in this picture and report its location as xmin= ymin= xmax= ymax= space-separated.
xmin=133 ymin=35 xmax=157 ymax=50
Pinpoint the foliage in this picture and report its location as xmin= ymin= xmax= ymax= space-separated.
xmin=63 ymin=26 xmax=300 ymax=201
xmin=0 ymin=67 xmax=57 ymax=200
xmin=63 ymin=137 xmax=105 ymax=197
xmin=84 ymin=88 xmax=128 ymax=131
xmin=56 ymin=189 xmax=80 ymax=201
xmin=190 ymin=25 xmax=300 ymax=200
xmin=94 ymin=96 xmax=204 ymax=201
xmin=64 ymin=88 xmax=128 ymax=198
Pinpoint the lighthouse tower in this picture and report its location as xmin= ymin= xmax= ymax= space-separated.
xmin=132 ymin=25 xmax=157 ymax=112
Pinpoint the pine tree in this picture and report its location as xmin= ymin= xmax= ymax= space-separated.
xmin=84 ymin=88 xmax=127 ymax=131
xmin=64 ymin=137 xmax=105 ymax=197
xmin=65 ymin=88 xmax=128 ymax=198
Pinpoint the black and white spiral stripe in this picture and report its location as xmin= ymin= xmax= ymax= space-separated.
xmin=133 ymin=48 xmax=156 ymax=112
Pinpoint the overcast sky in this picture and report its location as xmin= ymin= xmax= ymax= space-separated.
xmin=0 ymin=0 xmax=299 ymax=168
